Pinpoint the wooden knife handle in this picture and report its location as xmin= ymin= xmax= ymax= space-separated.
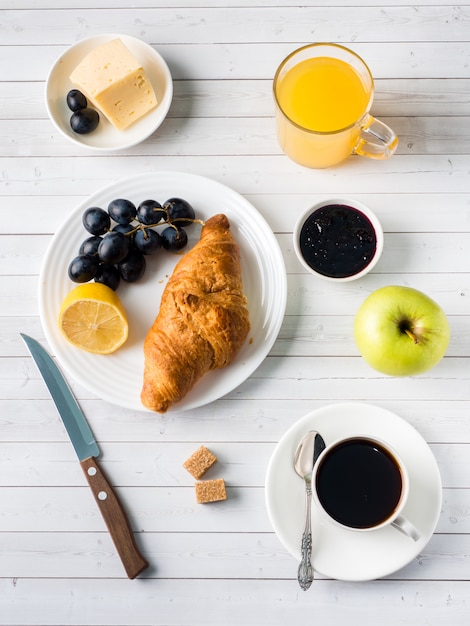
xmin=80 ymin=456 xmax=149 ymax=579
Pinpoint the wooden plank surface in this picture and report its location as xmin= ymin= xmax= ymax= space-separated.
xmin=1 ymin=2 xmax=470 ymax=625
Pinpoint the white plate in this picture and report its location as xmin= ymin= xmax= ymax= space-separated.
xmin=265 ymin=402 xmax=442 ymax=582
xmin=39 ymin=171 xmax=287 ymax=412
xmin=45 ymin=34 xmax=173 ymax=151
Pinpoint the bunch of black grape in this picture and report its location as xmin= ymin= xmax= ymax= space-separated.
xmin=68 ymin=197 xmax=198 ymax=291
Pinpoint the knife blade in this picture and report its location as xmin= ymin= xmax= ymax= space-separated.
xmin=21 ymin=333 xmax=149 ymax=579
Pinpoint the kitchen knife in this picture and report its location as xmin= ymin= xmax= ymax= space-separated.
xmin=21 ymin=333 xmax=149 ymax=579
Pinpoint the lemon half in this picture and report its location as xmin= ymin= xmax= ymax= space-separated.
xmin=58 ymin=283 xmax=129 ymax=354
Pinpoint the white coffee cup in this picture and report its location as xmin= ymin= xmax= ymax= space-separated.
xmin=312 ymin=435 xmax=420 ymax=541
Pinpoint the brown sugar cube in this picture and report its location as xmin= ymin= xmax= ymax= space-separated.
xmin=183 ymin=445 xmax=217 ymax=480
xmin=195 ymin=478 xmax=227 ymax=504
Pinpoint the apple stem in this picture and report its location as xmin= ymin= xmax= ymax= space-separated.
xmin=404 ymin=329 xmax=419 ymax=344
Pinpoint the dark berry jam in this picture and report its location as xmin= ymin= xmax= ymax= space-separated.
xmin=299 ymin=204 xmax=377 ymax=278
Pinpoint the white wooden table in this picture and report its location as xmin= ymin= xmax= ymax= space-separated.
xmin=1 ymin=2 xmax=470 ymax=624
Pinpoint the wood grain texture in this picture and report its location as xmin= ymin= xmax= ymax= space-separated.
xmin=1 ymin=1 xmax=470 ymax=624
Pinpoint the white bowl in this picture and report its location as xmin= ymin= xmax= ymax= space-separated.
xmin=293 ymin=198 xmax=384 ymax=282
xmin=45 ymin=33 xmax=173 ymax=151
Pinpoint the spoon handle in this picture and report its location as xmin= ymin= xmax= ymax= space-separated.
xmin=297 ymin=482 xmax=313 ymax=590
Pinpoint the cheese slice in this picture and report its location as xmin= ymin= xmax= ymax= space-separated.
xmin=69 ymin=38 xmax=158 ymax=130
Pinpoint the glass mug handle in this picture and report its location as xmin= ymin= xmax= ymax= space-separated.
xmin=391 ymin=514 xmax=421 ymax=542
xmin=354 ymin=113 xmax=399 ymax=160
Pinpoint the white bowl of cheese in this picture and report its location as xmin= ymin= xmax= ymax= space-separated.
xmin=45 ymin=34 xmax=173 ymax=151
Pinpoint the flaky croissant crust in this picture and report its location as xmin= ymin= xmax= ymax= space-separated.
xmin=141 ymin=214 xmax=250 ymax=413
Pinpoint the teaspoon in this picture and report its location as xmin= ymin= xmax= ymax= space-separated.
xmin=293 ymin=430 xmax=326 ymax=590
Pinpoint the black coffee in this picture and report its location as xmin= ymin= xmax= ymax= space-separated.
xmin=299 ymin=204 xmax=377 ymax=278
xmin=315 ymin=438 xmax=402 ymax=529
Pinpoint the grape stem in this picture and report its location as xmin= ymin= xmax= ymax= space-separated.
xmin=124 ymin=217 xmax=205 ymax=237
xmin=172 ymin=218 xmax=205 ymax=226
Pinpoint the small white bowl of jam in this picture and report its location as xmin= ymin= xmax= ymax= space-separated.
xmin=293 ymin=198 xmax=384 ymax=281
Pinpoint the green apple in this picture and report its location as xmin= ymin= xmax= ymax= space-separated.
xmin=354 ymin=285 xmax=450 ymax=376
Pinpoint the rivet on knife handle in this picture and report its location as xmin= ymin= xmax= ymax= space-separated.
xmin=81 ymin=456 xmax=148 ymax=579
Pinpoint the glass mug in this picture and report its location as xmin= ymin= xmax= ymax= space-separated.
xmin=312 ymin=435 xmax=420 ymax=541
xmin=273 ymin=43 xmax=398 ymax=168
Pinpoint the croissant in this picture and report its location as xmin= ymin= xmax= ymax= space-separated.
xmin=141 ymin=213 xmax=250 ymax=413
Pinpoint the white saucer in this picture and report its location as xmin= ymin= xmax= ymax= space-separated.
xmin=45 ymin=33 xmax=173 ymax=151
xmin=265 ymin=403 xmax=442 ymax=582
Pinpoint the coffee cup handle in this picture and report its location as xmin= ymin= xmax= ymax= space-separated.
xmin=354 ymin=114 xmax=399 ymax=161
xmin=391 ymin=514 xmax=421 ymax=542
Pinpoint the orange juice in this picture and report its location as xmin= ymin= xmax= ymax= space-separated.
xmin=273 ymin=44 xmax=396 ymax=168
xmin=276 ymin=57 xmax=369 ymax=133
